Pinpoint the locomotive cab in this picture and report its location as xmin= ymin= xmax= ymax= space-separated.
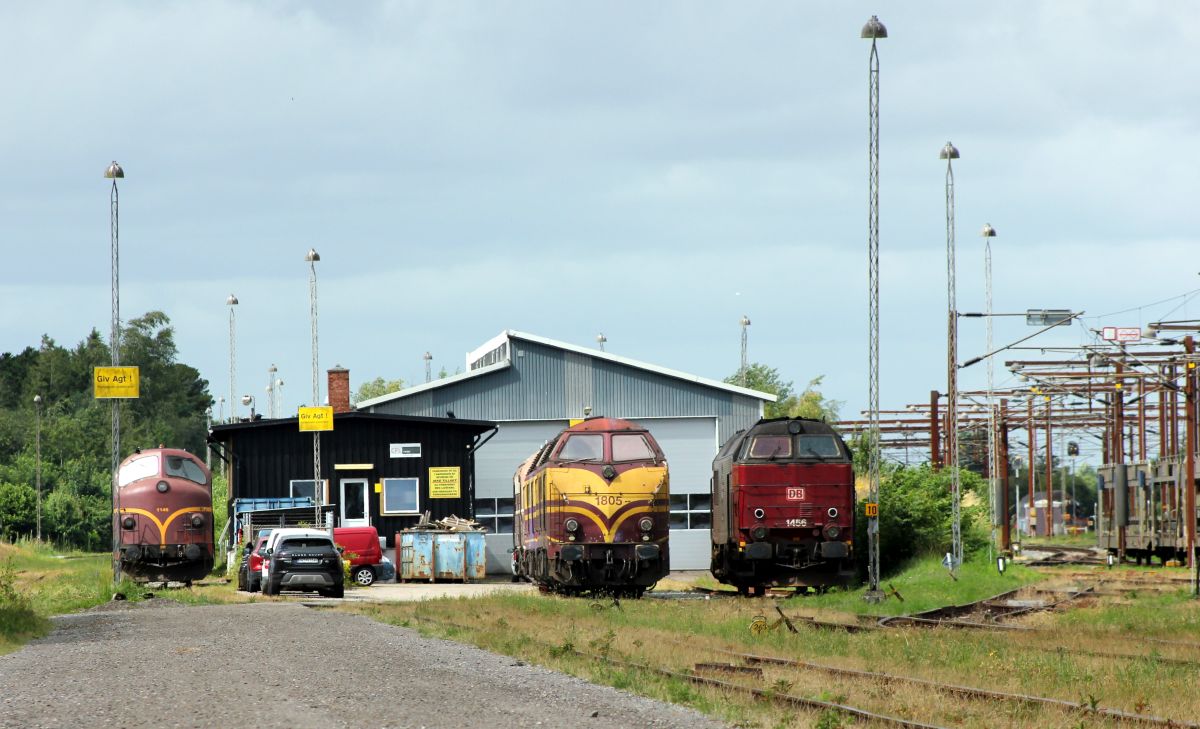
xmin=710 ymin=418 xmax=856 ymax=594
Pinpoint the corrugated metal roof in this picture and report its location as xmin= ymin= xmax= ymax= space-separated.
xmin=360 ymin=329 xmax=775 ymax=409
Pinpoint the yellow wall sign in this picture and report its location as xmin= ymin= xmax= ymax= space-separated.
xmin=298 ymin=406 xmax=334 ymax=431
xmin=94 ymin=367 xmax=140 ymax=399
xmin=428 ymin=467 xmax=461 ymax=498
xmin=864 ymin=502 xmax=879 ymax=518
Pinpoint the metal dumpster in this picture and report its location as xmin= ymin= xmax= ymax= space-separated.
xmin=397 ymin=530 xmax=486 ymax=583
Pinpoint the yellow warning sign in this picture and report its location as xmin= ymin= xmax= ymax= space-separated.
xmin=298 ymin=406 xmax=334 ymax=431
xmin=864 ymin=502 xmax=879 ymax=518
xmin=94 ymin=367 xmax=140 ymax=399
xmin=428 ymin=466 xmax=461 ymax=499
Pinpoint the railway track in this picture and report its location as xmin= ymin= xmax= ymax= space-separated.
xmin=407 ymin=613 xmax=1195 ymax=728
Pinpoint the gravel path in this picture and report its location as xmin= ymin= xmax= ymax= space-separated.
xmin=0 ymin=600 xmax=730 ymax=729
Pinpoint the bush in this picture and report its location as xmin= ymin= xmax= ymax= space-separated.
xmin=855 ymin=464 xmax=990 ymax=577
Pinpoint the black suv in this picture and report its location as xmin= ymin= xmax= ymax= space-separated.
xmin=262 ymin=535 xmax=344 ymax=598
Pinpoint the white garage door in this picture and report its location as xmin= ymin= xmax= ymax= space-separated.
xmin=632 ymin=416 xmax=717 ymax=570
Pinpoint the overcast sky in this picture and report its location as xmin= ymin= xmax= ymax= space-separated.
xmin=3 ymin=2 xmax=1197 ymax=452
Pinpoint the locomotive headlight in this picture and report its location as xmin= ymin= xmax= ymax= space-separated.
xmin=638 ymin=517 xmax=653 ymax=532
xmin=823 ymin=524 xmax=841 ymax=540
xmin=122 ymin=517 xmax=136 ymax=530
xmin=156 ymin=480 xmax=170 ymax=493
xmin=827 ymin=507 xmax=838 ymax=519
xmin=751 ymin=526 xmax=768 ymax=541
xmin=753 ymin=508 xmax=765 ymax=519
xmin=564 ymin=518 xmax=579 ymax=532
xmin=190 ymin=514 xmax=204 ymax=528
xmin=602 ymin=465 xmax=616 ymax=480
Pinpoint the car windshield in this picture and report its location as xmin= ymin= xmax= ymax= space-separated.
xmin=797 ymin=435 xmax=841 ymax=458
xmin=612 ymin=434 xmax=655 ymax=462
xmin=164 ymin=455 xmax=208 ymax=485
xmin=558 ymin=434 xmax=603 ymax=461
xmin=279 ymin=538 xmax=333 ymax=550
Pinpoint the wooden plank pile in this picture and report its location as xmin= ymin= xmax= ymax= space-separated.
xmin=406 ymin=511 xmax=487 ymax=532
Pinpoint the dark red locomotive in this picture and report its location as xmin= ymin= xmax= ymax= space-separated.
xmin=113 ymin=448 xmax=214 ymax=583
xmin=710 ymin=418 xmax=855 ymax=595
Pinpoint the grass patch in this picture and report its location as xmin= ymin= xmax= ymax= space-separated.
xmin=345 ymin=554 xmax=1200 ymax=728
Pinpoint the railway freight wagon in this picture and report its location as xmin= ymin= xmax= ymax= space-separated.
xmin=511 ymin=417 xmax=670 ymax=597
xmin=113 ymin=448 xmax=215 ymax=583
xmin=710 ymin=417 xmax=856 ymax=595
xmin=1096 ymin=459 xmax=1193 ymax=564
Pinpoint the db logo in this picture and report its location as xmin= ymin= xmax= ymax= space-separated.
xmin=786 ymin=488 xmax=806 ymax=501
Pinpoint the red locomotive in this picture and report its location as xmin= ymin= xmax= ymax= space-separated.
xmin=710 ymin=418 xmax=855 ymax=595
xmin=113 ymin=448 xmax=214 ymax=584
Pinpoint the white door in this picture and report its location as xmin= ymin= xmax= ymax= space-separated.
xmin=339 ymin=478 xmax=369 ymax=527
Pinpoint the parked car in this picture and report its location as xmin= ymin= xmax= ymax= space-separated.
xmin=333 ymin=526 xmax=388 ymax=586
xmin=236 ymin=541 xmax=253 ymax=591
xmin=243 ymin=534 xmax=271 ymax=592
xmin=260 ymin=528 xmax=329 ymax=588
xmin=262 ymin=533 xmax=344 ymax=598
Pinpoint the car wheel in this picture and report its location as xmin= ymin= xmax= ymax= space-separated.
xmin=352 ymin=566 xmax=375 ymax=586
xmin=264 ymin=577 xmax=280 ymax=596
xmin=328 ymin=584 xmax=344 ymax=599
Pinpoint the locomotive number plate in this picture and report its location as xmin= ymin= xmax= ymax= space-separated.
xmin=785 ymin=518 xmax=809 ymax=528
xmin=596 ymin=495 xmax=624 ymax=506
xmin=786 ymin=488 xmax=806 ymax=501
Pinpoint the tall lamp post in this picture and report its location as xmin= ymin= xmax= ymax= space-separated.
xmin=862 ymin=14 xmax=886 ymax=602
xmin=34 ymin=394 xmax=42 ymax=540
xmin=740 ymin=315 xmax=751 ymax=386
xmin=106 ymin=160 xmax=123 ymax=583
xmin=982 ymin=223 xmax=998 ymax=550
xmin=941 ymin=141 xmax=963 ymax=568
xmin=267 ymin=364 xmax=278 ymax=418
xmin=227 ymin=294 xmax=239 ymax=422
xmin=306 ymin=248 xmax=323 ymax=528
xmin=424 ymin=352 xmax=433 ymax=383
xmin=596 ymin=333 xmax=606 ymax=352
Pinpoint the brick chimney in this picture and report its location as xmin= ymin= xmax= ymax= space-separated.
xmin=328 ymin=365 xmax=351 ymax=413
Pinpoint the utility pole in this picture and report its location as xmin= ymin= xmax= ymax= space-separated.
xmin=1185 ymin=336 xmax=1196 ymax=593
xmin=1044 ymin=395 xmax=1053 ymax=538
xmin=739 ymin=316 xmax=751 ymax=387
xmin=106 ymin=160 xmax=124 ymax=584
xmin=861 ymin=14 xmax=887 ymax=602
xmin=941 ymin=140 xmax=963 ymax=568
xmin=999 ymin=398 xmax=1011 ymax=550
xmin=930 ymin=390 xmax=941 ymax=468
xmin=1027 ymin=396 xmax=1036 ymax=539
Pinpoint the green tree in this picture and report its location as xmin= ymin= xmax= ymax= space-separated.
xmin=353 ymin=377 xmax=405 ymax=405
xmin=0 ymin=482 xmax=36 ymax=540
xmin=726 ymin=364 xmax=841 ymax=421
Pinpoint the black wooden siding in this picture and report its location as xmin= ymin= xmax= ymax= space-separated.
xmin=209 ymin=413 xmax=495 ymax=546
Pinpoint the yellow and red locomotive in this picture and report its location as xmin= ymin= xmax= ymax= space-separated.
xmin=710 ymin=417 xmax=855 ymax=595
xmin=512 ymin=417 xmax=669 ymax=597
xmin=113 ymin=447 xmax=214 ymax=583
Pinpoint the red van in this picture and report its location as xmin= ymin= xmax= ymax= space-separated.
xmin=332 ymin=526 xmax=385 ymax=586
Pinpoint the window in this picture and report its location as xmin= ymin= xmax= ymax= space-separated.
xmin=612 ymin=434 xmax=655 ymax=462
xmin=382 ymin=477 xmax=420 ymax=515
xmin=164 ymin=455 xmax=208 ymax=485
xmin=118 ymin=455 xmax=160 ymax=488
xmin=748 ymin=435 xmax=791 ymax=459
xmin=470 ymin=342 xmax=508 ymax=370
xmin=473 ymin=497 xmax=514 ymax=533
xmin=670 ymin=494 xmax=713 ymax=530
xmin=289 ymin=479 xmax=326 ymax=502
xmin=558 ymin=434 xmax=603 ymax=461
xmin=797 ymin=435 xmax=841 ymax=459
xmin=277 ymin=537 xmax=334 ymax=550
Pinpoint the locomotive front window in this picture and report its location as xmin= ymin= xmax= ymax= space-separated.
xmin=797 ymin=435 xmax=842 ymax=459
xmin=748 ymin=435 xmax=791 ymax=459
xmin=558 ymin=434 xmax=603 ymax=461
xmin=164 ymin=455 xmax=208 ymax=484
xmin=612 ymin=434 xmax=655 ymax=462
xmin=118 ymin=455 xmax=160 ymax=487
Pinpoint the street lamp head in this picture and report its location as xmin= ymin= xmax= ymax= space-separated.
xmin=981 ymin=223 xmax=997 ymax=238
xmin=939 ymin=142 xmax=960 ymax=160
xmin=217 ymin=396 xmax=225 ymax=404
xmin=268 ymin=363 xmax=277 ymax=374
xmin=226 ymin=294 xmax=238 ymax=306
xmin=596 ymin=333 xmax=606 ymax=344
xmin=241 ymin=394 xmax=253 ymax=406
xmin=740 ymin=315 xmax=751 ymax=327
xmin=305 ymin=248 xmax=321 ymax=263
xmin=33 ymin=394 xmax=42 ymax=406
xmin=860 ymin=15 xmax=887 ymax=39
xmin=423 ymin=352 xmax=432 ymax=361
xmin=104 ymin=161 xmax=124 ymax=179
